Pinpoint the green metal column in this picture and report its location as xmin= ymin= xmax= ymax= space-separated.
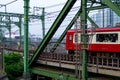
xmin=0 ymin=29 xmax=3 ymax=42
xmin=8 ymin=17 xmax=12 ymax=42
xmin=41 ymin=8 xmax=45 ymax=38
xmin=15 ymin=18 xmax=22 ymax=49
xmin=8 ymin=25 xmax=11 ymax=42
xmin=19 ymin=16 xmax=22 ymax=49
xmin=81 ymin=0 xmax=88 ymax=80
xmin=14 ymin=17 xmax=22 ymax=49
xmin=23 ymin=0 xmax=30 ymax=77
xmin=7 ymin=17 xmax=12 ymax=42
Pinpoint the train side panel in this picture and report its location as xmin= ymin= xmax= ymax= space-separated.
xmin=88 ymin=44 xmax=120 ymax=52
xmin=66 ymin=27 xmax=120 ymax=53
xmin=89 ymin=31 xmax=120 ymax=52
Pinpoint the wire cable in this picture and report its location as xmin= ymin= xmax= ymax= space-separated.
xmin=0 ymin=0 xmax=18 ymax=8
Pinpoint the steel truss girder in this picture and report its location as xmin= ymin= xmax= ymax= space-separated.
xmin=87 ymin=16 xmax=99 ymax=28
xmin=31 ymin=67 xmax=78 ymax=80
xmin=51 ymin=5 xmax=106 ymax=52
xmin=50 ymin=9 xmax=81 ymax=53
xmin=87 ymin=5 xmax=108 ymax=11
xmin=50 ymin=5 xmax=110 ymax=53
xmin=0 ymin=12 xmax=41 ymax=29
xmin=30 ymin=0 xmax=120 ymax=79
xmin=31 ymin=1 xmax=110 ymax=57
xmin=102 ymin=0 xmax=120 ymax=16
xmin=29 ymin=0 xmax=77 ymax=66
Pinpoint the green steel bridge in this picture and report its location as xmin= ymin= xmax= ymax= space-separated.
xmin=0 ymin=0 xmax=120 ymax=80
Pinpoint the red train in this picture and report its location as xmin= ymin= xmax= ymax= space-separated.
xmin=66 ymin=27 xmax=120 ymax=54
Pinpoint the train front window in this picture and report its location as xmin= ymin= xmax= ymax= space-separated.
xmin=96 ymin=33 xmax=118 ymax=42
xmin=69 ymin=35 xmax=72 ymax=41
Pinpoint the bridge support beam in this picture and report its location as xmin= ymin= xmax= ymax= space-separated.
xmin=31 ymin=68 xmax=78 ymax=80
xmin=81 ymin=0 xmax=88 ymax=80
xmin=23 ymin=0 xmax=30 ymax=79
xmin=87 ymin=16 xmax=99 ymax=28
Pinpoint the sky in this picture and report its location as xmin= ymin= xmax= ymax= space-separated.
xmin=0 ymin=0 xmax=68 ymax=13
xmin=0 ymin=0 xmax=118 ymax=39
xmin=0 ymin=0 xmax=80 ymax=38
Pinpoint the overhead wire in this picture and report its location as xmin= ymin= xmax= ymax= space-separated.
xmin=45 ymin=6 xmax=80 ymax=16
xmin=5 ymin=0 xmax=18 ymax=6
xmin=0 ymin=0 xmax=80 ymax=37
xmin=32 ymin=0 xmax=80 ymax=37
xmin=31 ymin=6 xmax=79 ymax=23
xmin=45 ymin=2 xmax=66 ymax=9
xmin=29 ymin=3 xmax=80 ymax=24
xmin=0 ymin=0 xmax=19 ymax=8
xmin=45 ymin=0 xmax=80 ymax=9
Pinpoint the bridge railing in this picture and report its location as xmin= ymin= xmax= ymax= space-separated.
xmin=88 ymin=56 xmax=120 ymax=69
xmin=39 ymin=53 xmax=120 ymax=70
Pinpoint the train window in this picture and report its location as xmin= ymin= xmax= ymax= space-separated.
xmin=96 ymin=33 xmax=118 ymax=42
xmin=86 ymin=35 xmax=90 ymax=42
xmin=109 ymin=53 xmax=114 ymax=57
xmin=91 ymin=53 xmax=96 ymax=56
xmin=110 ymin=34 xmax=118 ymax=42
xmin=74 ymin=33 xmax=80 ymax=43
xmin=69 ymin=35 xmax=72 ymax=41
xmin=75 ymin=34 xmax=78 ymax=42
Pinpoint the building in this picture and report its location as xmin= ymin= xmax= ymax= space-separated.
xmin=90 ymin=8 xmax=120 ymax=28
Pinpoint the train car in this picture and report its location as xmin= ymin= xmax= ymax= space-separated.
xmin=66 ymin=27 xmax=120 ymax=53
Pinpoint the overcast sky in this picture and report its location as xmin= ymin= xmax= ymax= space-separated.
xmin=0 ymin=0 xmax=80 ymax=38
xmin=0 ymin=0 xmax=68 ymax=13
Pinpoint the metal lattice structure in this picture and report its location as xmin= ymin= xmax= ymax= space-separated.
xmin=28 ymin=0 xmax=120 ymax=80
xmin=1 ymin=0 xmax=120 ymax=80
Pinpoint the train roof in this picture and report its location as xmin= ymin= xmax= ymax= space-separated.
xmin=67 ymin=27 xmax=120 ymax=33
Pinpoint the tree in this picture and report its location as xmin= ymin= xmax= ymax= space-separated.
xmin=4 ymin=53 xmax=23 ymax=80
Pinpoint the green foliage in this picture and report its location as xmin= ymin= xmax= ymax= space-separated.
xmin=4 ymin=52 xmax=22 ymax=64
xmin=4 ymin=53 xmax=23 ymax=80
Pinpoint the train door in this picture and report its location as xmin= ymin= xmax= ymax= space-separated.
xmin=73 ymin=33 xmax=81 ymax=50
xmin=68 ymin=34 xmax=73 ymax=48
xmin=66 ymin=32 xmax=74 ymax=52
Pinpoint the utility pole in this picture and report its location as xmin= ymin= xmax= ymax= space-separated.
xmin=41 ymin=8 xmax=45 ymax=38
xmin=23 ymin=0 xmax=30 ymax=79
xmin=33 ymin=7 xmax=45 ymax=38
xmin=81 ymin=0 xmax=88 ymax=80
xmin=7 ymin=17 xmax=12 ymax=43
xmin=19 ymin=16 xmax=22 ymax=49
